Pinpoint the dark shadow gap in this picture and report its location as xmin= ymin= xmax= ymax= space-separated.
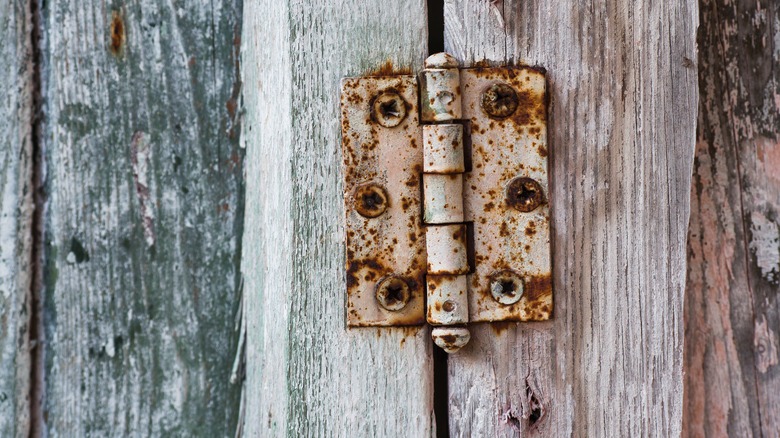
xmin=432 ymin=344 xmax=450 ymax=438
xmin=428 ymin=0 xmax=444 ymax=55
xmin=428 ymin=2 xmax=451 ymax=437
xmin=428 ymin=1 xmax=449 ymax=437
xmin=28 ymin=0 xmax=45 ymax=436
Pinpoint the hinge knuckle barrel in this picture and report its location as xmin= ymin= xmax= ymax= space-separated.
xmin=420 ymin=54 xmax=471 ymax=353
xmin=426 ymin=275 xmax=469 ymax=325
xmin=423 ymin=124 xmax=464 ymax=173
xmin=425 ymin=225 xmax=469 ymax=275
xmin=423 ymin=174 xmax=464 ymax=224
xmin=420 ymin=53 xmax=462 ymax=122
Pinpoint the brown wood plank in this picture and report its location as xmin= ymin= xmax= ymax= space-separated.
xmin=443 ymin=0 xmax=698 ymax=435
xmin=684 ymin=0 xmax=780 ymax=436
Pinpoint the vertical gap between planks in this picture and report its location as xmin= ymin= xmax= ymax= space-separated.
xmin=432 ymin=345 xmax=450 ymax=438
xmin=28 ymin=0 xmax=45 ymax=435
xmin=427 ymin=1 xmax=448 ymax=437
xmin=428 ymin=0 xmax=445 ymax=54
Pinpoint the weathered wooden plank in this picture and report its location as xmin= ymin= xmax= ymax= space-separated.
xmin=0 ymin=2 xmax=34 ymax=437
xmin=684 ymin=1 xmax=780 ymax=436
xmin=443 ymin=0 xmax=698 ymax=435
xmin=39 ymin=1 xmax=244 ymax=435
xmin=240 ymin=1 xmax=434 ymax=436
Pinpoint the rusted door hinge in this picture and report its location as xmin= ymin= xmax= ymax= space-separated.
xmin=340 ymin=53 xmax=552 ymax=353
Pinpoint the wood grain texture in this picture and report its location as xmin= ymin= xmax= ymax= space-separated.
xmin=684 ymin=0 xmax=780 ymax=436
xmin=240 ymin=1 xmax=434 ymax=436
xmin=39 ymin=1 xmax=244 ymax=435
xmin=444 ymin=0 xmax=698 ymax=435
xmin=0 ymin=2 xmax=34 ymax=437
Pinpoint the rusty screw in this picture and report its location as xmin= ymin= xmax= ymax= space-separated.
xmin=354 ymin=183 xmax=388 ymax=218
xmin=490 ymin=270 xmax=524 ymax=305
xmin=481 ymin=83 xmax=518 ymax=118
xmin=506 ymin=177 xmax=545 ymax=212
xmin=371 ymin=91 xmax=407 ymax=128
xmin=376 ymin=276 xmax=411 ymax=311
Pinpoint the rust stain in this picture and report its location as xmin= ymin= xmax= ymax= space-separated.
xmin=470 ymin=60 xmax=494 ymax=68
xmin=366 ymin=59 xmax=413 ymax=76
xmin=439 ymin=334 xmax=457 ymax=344
xmin=491 ymin=321 xmax=516 ymax=336
xmin=523 ymin=273 xmax=552 ymax=303
xmin=109 ymin=12 xmax=124 ymax=57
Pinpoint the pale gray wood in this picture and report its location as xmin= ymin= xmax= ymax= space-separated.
xmin=39 ymin=1 xmax=244 ymax=435
xmin=240 ymin=1 xmax=434 ymax=436
xmin=444 ymin=1 xmax=698 ymax=436
xmin=0 ymin=2 xmax=34 ymax=437
xmin=684 ymin=1 xmax=780 ymax=436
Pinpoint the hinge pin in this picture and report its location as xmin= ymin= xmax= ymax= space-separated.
xmin=421 ymin=53 xmax=471 ymax=353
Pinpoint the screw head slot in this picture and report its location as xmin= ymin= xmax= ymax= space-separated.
xmin=376 ymin=276 xmax=411 ymax=311
xmin=481 ymin=83 xmax=518 ymax=119
xmin=506 ymin=177 xmax=545 ymax=212
xmin=354 ymin=183 xmax=388 ymax=218
xmin=371 ymin=91 xmax=407 ymax=128
xmin=490 ymin=270 xmax=524 ymax=305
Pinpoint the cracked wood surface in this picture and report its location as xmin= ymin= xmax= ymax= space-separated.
xmin=684 ymin=0 xmax=780 ymax=436
xmin=240 ymin=0 xmax=434 ymax=436
xmin=443 ymin=0 xmax=698 ymax=436
xmin=0 ymin=2 xmax=34 ymax=437
xmin=39 ymin=1 xmax=244 ymax=435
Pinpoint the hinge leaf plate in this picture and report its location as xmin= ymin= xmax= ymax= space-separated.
xmin=461 ymin=67 xmax=553 ymax=322
xmin=341 ymin=76 xmax=426 ymax=327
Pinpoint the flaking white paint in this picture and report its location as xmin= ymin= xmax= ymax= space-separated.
xmin=750 ymin=211 xmax=780 ymax=284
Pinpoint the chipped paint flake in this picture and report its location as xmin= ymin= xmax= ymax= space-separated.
xmin=131 ymin=131 xmax=156 ymax=247
xmin=749 ymin=211 xmax=780 ymax=284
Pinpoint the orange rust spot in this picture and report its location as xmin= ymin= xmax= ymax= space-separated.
xmin=109 ymin=12 xmax=125 ymax=56
xmin=345 ymin=258 xmax=386 ymax=293
xmin=367 ymin=59 xmax=413 ymax=76
xmin=524 ymin=273 xmax=553 ymax=303
xmin=439 ymin=334 xmax=457 ymax=344
xmin=491 ymin=321 xmax=516 ymax=336
xmin=452 ymin=228 xmax=463 ymax=241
